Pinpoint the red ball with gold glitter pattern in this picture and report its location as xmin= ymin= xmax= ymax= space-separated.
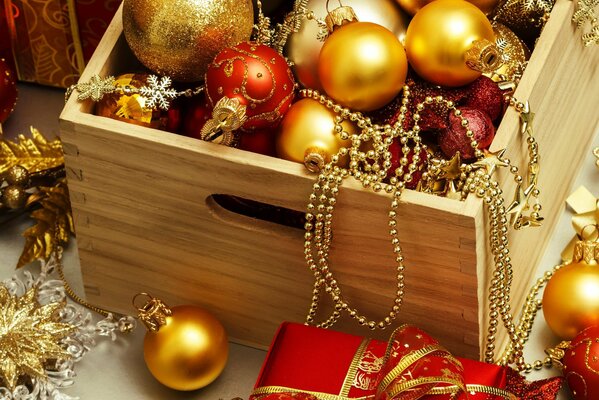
xmin=0 ymin=58 xmax=18 ymax=124
xmin=205 ymin=42 xmax=295 ymax=132
xmin=563 ymin=325 xmax=599 ymax=400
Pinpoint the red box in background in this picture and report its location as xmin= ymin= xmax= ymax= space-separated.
xmin=74 ymin=0 xmax=120 ymax=62
xmin=1 ymin=0 xmax=118 ymax=87
xmin=251 ymin=323 xmax=510 ymax=400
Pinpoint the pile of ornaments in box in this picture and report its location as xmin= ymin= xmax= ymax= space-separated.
xmin=94 ymin=0 xmax=550 ymax=195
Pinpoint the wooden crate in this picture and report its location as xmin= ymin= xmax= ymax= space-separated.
xmin=59 ymin=1 xmax=599 ymax=359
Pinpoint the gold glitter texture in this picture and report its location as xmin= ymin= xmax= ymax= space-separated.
xmin=122 ymin=0 xmax=254 ymax=82
xmin=0 ymin=286 xmax=75 ymax=390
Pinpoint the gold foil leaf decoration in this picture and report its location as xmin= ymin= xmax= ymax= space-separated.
xmin=17 ymin=179 xmax=74 ymax=269
xmin=0 ymin=127 xmax=64 ymax=175
xmin=0 ymin=286 xmax=75 ymax=390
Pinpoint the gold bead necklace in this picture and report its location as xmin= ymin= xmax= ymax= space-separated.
xmin=301 ymin=87 xmax=543 ymax=371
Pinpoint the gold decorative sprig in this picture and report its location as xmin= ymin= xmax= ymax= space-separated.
xmin=0 ymin=127 xmax=63 ymax=175
xmin=66 ymin=74 xmax=204 ymax=111
xmin=253 ymin=0 xmax=310 ymax=53
xmin=17 ymin=178 xmax=74 ymax=269
xmin=573 ymin=0 xmax=599 ymax=46
xmin=0 ymin=286 xmax=75 ymax=390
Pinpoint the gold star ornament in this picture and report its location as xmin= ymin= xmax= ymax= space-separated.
xmin=472 ymin=148 xmax=509 ymax=176
xmin=0 ymin=286 xmax=75 ymax=390
xmin=73 ymin=74 xmax=116 ymax=102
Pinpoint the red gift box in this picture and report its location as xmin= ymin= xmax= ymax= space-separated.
xmin=1 ymin=0 xmax=118 ymax=87
xmin=251 ymin=323 xmax=513 ymax=400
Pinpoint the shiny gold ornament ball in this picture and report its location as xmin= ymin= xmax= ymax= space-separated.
xmin=287 ymin=0 xmax=410 ymax=91
xmin=143 ymin=305 xmax=229 ymax=390
xmin=318 ymin=22 xmax=407 ymax=112
xmin=122 ymin=0 xmax=254 ymax=82
xmin=487 ymin=22 xmax=530 ymax=82
xmin=405 ymin=0 xmax=495 ymax=87
xmin=276 ymin=98 xmax=354 ymax=172
xmin=396 ymin=0 xmax=499 ymax=16
xmin=543 ymin=242 xmax=599 ymax=340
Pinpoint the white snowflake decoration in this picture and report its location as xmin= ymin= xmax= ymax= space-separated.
xmin=139 ymin=76 xmax=178 ymax=111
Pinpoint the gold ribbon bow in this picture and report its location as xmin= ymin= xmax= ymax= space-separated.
xmin=252 ymin=325 xmax=516 ymax=400
xmin=561 ymin=186 xmax=599 ymax=262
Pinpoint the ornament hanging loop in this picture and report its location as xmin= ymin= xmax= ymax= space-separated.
xmin=324 ymin=5 xmax=358 ymax=33
xmin=133 ymin=293 xmax=173 ymax=332
xmin=580 ymin=224 xmax=599 ymax=241
xmin=325 ymin=0 xmax=345 ymax=13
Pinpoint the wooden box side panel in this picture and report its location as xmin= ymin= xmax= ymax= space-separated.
xmin=60 ymin=116 xmax=481 ymax=356
xmin=480 ymin=0 xmax=599 ymax=354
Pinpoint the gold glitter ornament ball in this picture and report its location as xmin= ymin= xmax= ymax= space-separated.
xmin=122 ymin=0 xmax=254 ymax=82
xmin=1 ymin=185 xmax=28 ymax=209
xmin=405 ymin=0 xmax=496 ymax=87
xmin=286 ymin=0 xmax=410 ymax=91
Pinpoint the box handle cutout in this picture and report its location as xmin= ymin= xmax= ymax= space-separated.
xmin=206 ymin=194 xmax=305 ymax=233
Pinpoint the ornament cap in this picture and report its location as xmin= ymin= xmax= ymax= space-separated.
xmin=304 ymin=147 xmax=329 ymax=173
xmin=134 ymin=293 xmax=173 ymax=332
xmin=544 ymin=340 xmax=570 ymax=370
xmin=465 ymin=39 xmax=503 ymax=73
xmin=325 ymin=6 xmax=358 ymax=33
xmin=573 ymin=238 xmax=599 ymax=265
xmin=200 ymin=97 xmax=247 ymax=146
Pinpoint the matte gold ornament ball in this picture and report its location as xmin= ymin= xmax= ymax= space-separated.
xmin=318 ymin=21 xmax=407 ymax=112
xmin=143 ymin=305 xmax=229 ymax=390
xmin=286 ymin=0 xmax=410 ymax=91
xmin=122 ymin=0 xmax=254 ymax=82
xmin=405 ymin=0 xmax=496 ymax=87
xmin=543 ymin=241 xmax=599 ymax=340
xmin=395 ymin=0 xmax=499 ymax=15
xmin=276 ymin=98 xmax=354 ymax=172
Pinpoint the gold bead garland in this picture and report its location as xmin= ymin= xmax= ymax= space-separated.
xmin=301 ymin=87 xmax=543 ymax=372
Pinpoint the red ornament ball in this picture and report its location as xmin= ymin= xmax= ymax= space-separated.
xmin=563 ymin=325 xmax=599 ymax=400
xmin=387 ymin=140 xmax=428 ymax=189
xmin=238 ymin=128 xmax=277 ymax=156
xmin=439 ymin=107 xmax=495 ymax=160
xmin=181 ymin=95 xmax=212 ymax=139
xmin=403 ymin=76 xmax=470 ymax=131
xmin=0 ymin=58 xmax=18 ymax=124
xmin=205 ymin=42 xmax=295 ymax=131
xmin=463 ymin=76 xmax=504 ymax=120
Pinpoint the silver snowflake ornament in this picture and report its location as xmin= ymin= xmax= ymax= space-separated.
xmin=139 ymin=76 xmax=178 ymax=111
